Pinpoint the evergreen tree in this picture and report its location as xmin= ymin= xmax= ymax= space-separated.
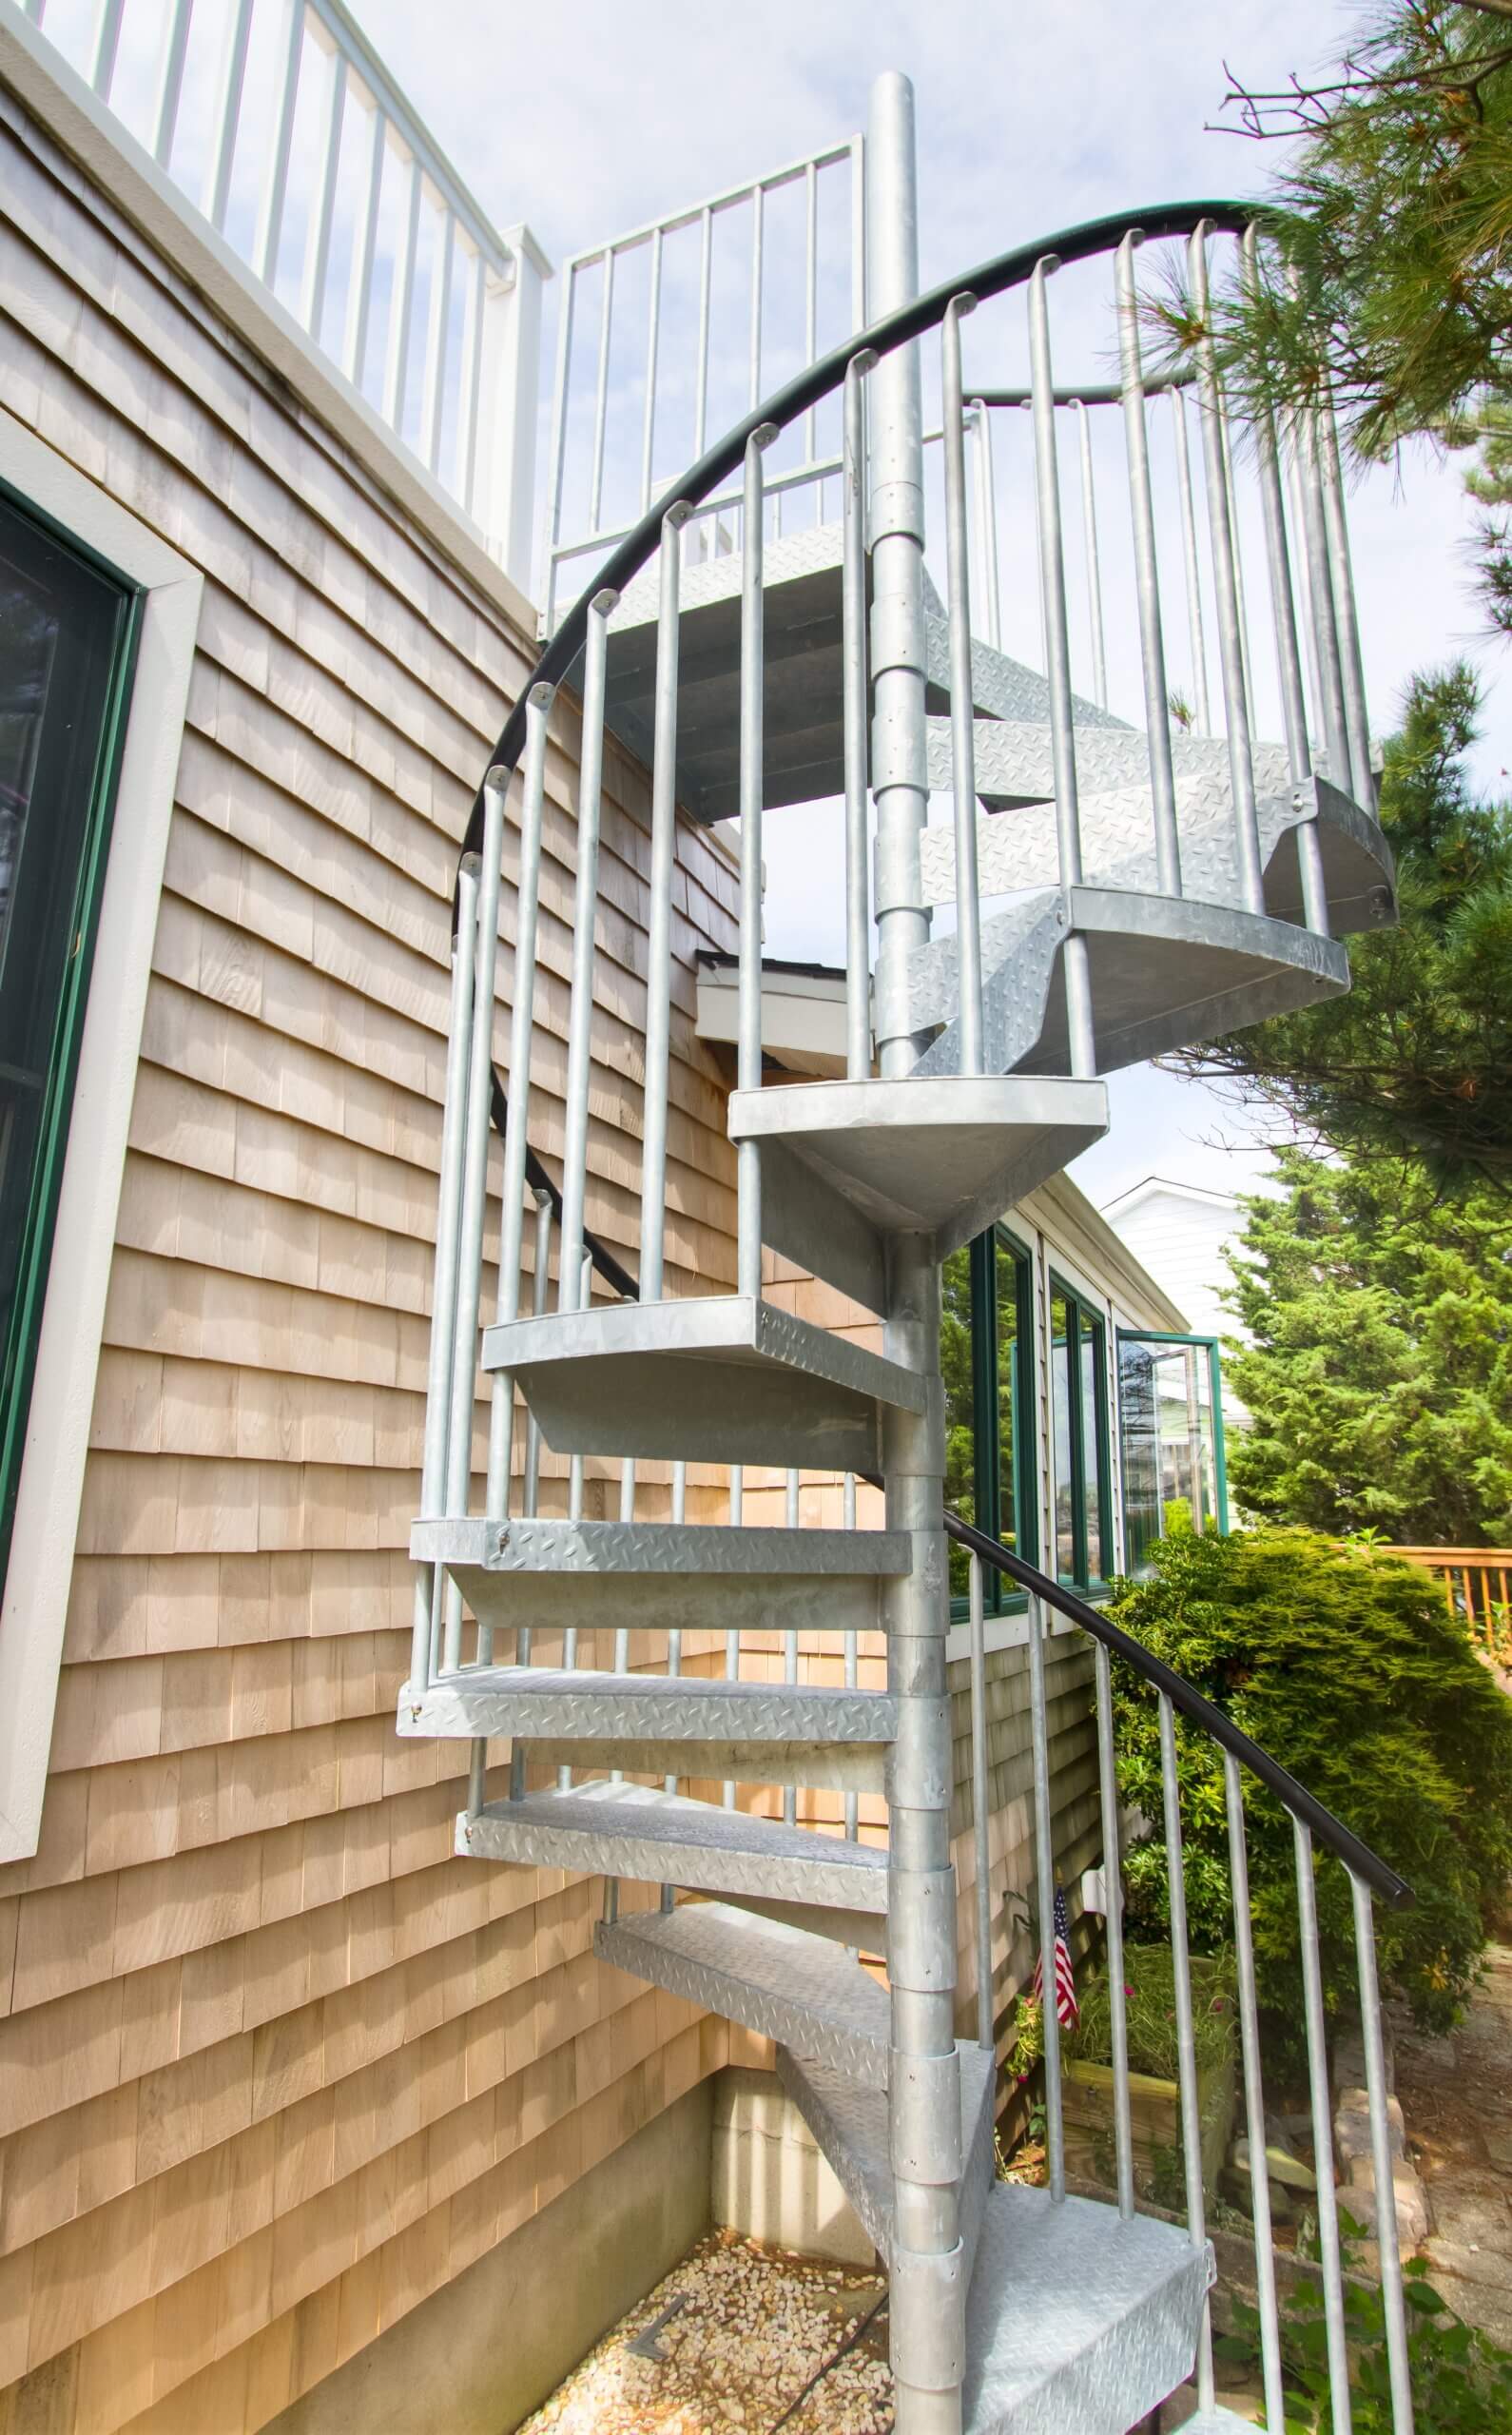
xmin=1173 ymin=662 xmax=1512 ymax=1183
xmin=1224 ymin=1146 xmax=1512 ymax=1543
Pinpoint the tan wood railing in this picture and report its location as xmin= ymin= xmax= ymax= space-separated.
xmin=1391 ymin=1547 xmax=1512 ymax=1663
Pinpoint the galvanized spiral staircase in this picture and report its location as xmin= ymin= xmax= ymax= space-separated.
xmin=398 ymin=74 xmax=1418 ymax=2435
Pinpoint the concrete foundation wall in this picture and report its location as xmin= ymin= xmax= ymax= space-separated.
xmin=269 ymin=2082 xmax=715 ymax=2435
xmin=711 ymin=2067 xmax=874 ymax=2267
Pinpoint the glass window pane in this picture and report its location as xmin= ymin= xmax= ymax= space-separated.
xmin=1081 ymin=1327 xmax=1105 ymax=1581
xmin=1051 ymin=1290 xmax=1075 ymax=1580
xmin=1117 ymin=1338 xmax=1163 ymax=1573
xmin=995 ymin=1239 xmax=1020 ymax=1553
xmin=0 ymin=497 xmax=128 ymax=1571
xmin=942 ymin=1242 xmax=975 ymax=1597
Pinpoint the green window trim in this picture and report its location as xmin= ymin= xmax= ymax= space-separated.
xmin=946 ymin=1221 xmax=1037 ymax=1619
xmin=0 ymin=484 xmax=142 ymax=1602
xmin=1049 ymin=1269 xmax=1114 ymax=1596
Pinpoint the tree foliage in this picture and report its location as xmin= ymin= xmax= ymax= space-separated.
xmin=1223 ymin=1146 xmax=1512 ymax=1543
xmin=1161 ymin=2 xmax=1512 ymax=625
xmin=1104 ymin=1524 xmax=1512 ymax=2040
xmin=1172 ymin=663 xmax=1512 ymax=1184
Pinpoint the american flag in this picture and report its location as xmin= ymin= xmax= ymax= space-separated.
xmin=1033 ymin=1884 xmax=1079 ymax=2027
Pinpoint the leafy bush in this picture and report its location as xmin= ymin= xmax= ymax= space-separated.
xmin=1062 ymin=1944 xmax=1234 ymax=2083
xmin=1103 ymin=1526 xmax=1512 ymax=2041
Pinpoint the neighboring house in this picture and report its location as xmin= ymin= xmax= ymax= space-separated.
xmin=0 ymin=11 xmax=1403 ymax=2435
xmin=1099 ymin=1175 xmax=1245 ymax=1349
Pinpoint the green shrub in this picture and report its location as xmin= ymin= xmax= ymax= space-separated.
xmin=1063 ymin=1944 xmax=1235 ymax=2082
xmin=1102 ymin=1526 xmax=1512 ymax=2041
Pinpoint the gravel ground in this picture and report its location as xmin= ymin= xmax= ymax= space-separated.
xmin=518 ymin=2230 xmax=893 ymax=2435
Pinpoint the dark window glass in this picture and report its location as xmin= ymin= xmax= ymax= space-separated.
xmin=943 ymin=1229 xmax=1036 ymax=1607
xmin=1049 ymin=1276 xmax=1111 ymax=1590
xmin=1117 ymin=1335 xmax=1223 ymax=1571
xmin=0 ymin=494 xmax=135 ymax=1583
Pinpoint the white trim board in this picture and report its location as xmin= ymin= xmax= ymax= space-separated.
xmin=0 ymin=408 xmax=201 ymax=1860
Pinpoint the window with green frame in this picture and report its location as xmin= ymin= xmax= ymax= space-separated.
xmin=942 ymin=1224 xmax=1037 ymax=1610
xmin=0 ymin=489 xmax=138 ymax=1597
xmin=1116 ymin=1332 xmax=1230 ymax=1574
xmin=1049 ymin=1275 xmax=1113 ymax=1591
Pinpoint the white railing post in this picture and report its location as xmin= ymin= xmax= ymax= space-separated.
xmin=473 ymin=222 xmax=552 ymax=603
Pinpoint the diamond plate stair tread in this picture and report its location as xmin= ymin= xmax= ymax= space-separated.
xmin=775 ymin=2044 xmax=997 ymax=2276
xmin=596 ymin=1899 xmax=892 ymax=2085
xmin=463 ymin=1782 xmax=889 ymax=1911
xmin=962 ymin=2187 xmax=1212 ymax=2435
xmin=910 ymin=886 xmax=1348 ymax=1081
xmin=402 ymin=1666 xmax=898 ymax=1744
xmin=728 ymin=1073 xmax=1108 ymax=1272
xmin=480 ymin=1293 xmax=921 ymax=1472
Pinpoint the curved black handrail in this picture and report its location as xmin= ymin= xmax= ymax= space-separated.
xmin=461 ymin=194 xmax=1251 ymax=859
xmin=943 ymin=1509 xmax=1415 ymax=1910
xmin=464 ymin=196 xmax=1253 ymax=1297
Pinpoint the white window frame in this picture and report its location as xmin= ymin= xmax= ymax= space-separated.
xmin=0 ymin=407 xmax=201 ymax=1860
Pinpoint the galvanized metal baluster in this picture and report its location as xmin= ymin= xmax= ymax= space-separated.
xmin=1349 ymin=1872 xmax=1416 ymax=2434
xmin=941 ymin=295 xmax=985 ymax=1075
xmin=1157 ymin=1692 xmax=1214 ymax=2407
xmin=843 ymin=1470 xmax=860 ymax=1845
xmin=590 ymin=246 xmax=615 ymax=540
xmin=1248 ymin=312 xmax=1331 ymax=937
xmin=342 ymin=100 xmax=386 ymax=389
xmin=1294 ymin=1821 xmax=1355 ymax=2434
xmin=1028 ymin=1591 xmax=1064 ymax=2199
xmin=969 ymin=1555 xmax=992 ymax=2051
xmin=660 ymin=1460 xmax=688 ymax=1912
xmin=496 ymin=1183 xmax=552 ymax=1794
xmin=869 ymin=77 xmax=964 ymax=2430
xmin=1294 ymin=409 xmax=1354 ymax=794
xmin=409 ymin=860 xmax=478 ymax=1698
xmin=203 ymin=0 xmax=254 ymax=230
xmin=151 ymin=0 xmax=195 ymax=169
xmin=1029 ymin=258 xmax=1096 ymax=1079
xmin=843 ymin=354 xmax=873 ymax=1083
xmin=1189 ymin=224 xmax=1264 ymax=915
xmin=1224 ymin=1755 xmax=1287 ymax=2429
xmin=440 ymin=772 xmax=508 ymax=1677
xmin=1093 ymin=1644 xmax=1134 ymax=2218
xmin=969 ymin=401 xmax=1002 ymax=651
xmin=694 ymin=206 xmax=713 ymax=461
xmin=1169 ymin=386 xmax=1212 ymax=733
xmin=543 ymin=266 xmax=577 ymax=632
xmin=559 ymin=594 xmax=616 ymax=1311
xmin=724 ymin=1464 xmax=743 ymax=1812
xmin=1115 ymin=235 xmax=1181 ymax=899
xmin=736 ymin=430 xmax=771 ymax=1300
xmin=1072 ymin=400 xmax=1108 ymax=711
xmin=638 ymin=229 xmax=663 ymax=518
xmin=554 ymin=1245 xmax=594 ymax=1797
xmin=784 ymin=1468 xmax=801 ymax=1826
xmin=640 ymin=512 xmax=689 ymax=1306
xmin=1286 ymin=424 xmax=1330 ymax=764
xmin=746 ymin=186 xmax=765 ymax=419
xmin=1318 ymin=411 xmax=1375 ymax=810
xmin=481 ymin=689 xmax=553 ymax=1621
xmin=1218 ymin=392 xmax=1256 ymax=725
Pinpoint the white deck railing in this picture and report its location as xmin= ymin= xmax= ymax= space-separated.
xmin=17 ymin=0 xmax=548 ymax=592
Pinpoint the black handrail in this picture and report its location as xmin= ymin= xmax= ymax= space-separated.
xmin=943 ymin=1509 xmax=1415 ymax=1910
xmin=463 ymin=196 xmax=1254 ymax=1301
xmin=460 ymin=195 xmax=1252 ymax=860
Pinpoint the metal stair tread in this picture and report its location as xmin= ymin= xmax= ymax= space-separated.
xmin=728 ymin=1072 xmax=1108 ymax=1277
xmin=595 ymin=1899 xmax=892 ymax=2085
xmin=463 ymin=1783 xmax=889 ymax=1911
xmin=402 ymin=1666 xmax=897 ymax=1745
xmin=775 ymin=2044 xmax=998 ymax=2276
xmin=962 ymin=2186 xmax=1213 ymax=2435
xmin=480 ymin=1293 xmax=923 ymax=1471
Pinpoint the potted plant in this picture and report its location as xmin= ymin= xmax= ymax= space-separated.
xmin=1054 ymin=1944 xmax=1237 ymax=2206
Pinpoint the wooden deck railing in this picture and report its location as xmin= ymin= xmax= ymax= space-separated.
xmin=1391 ymin=1547 xmax=1512 ymax=1663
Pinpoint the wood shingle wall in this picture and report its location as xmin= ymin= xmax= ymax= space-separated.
xmin=0 ymin=88 xmax=743 ymax=2435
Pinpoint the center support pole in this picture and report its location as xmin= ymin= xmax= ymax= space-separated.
xmin=868 ymin=70 xmax=966 ymax=2432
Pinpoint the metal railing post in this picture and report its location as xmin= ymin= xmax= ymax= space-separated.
xmin=941 ymin=294 xmax=985 ymax=1075
xmin=1115 ymin=234 xmax=1182 ymax=899
xmin=968 ymin=1555 xmax=993 ymax=2051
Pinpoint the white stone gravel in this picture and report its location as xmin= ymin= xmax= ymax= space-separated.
xmin=518 ymin=2230 xmax=894 ymax=2435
